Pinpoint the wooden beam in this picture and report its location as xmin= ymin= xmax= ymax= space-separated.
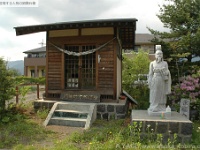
xmin=61 ymin=45 xmax=65 ymax=90
xmin=46 ymin=31 xmax=49 ymax=97
xmin=113 ymin=39 xmax=117 ymax=100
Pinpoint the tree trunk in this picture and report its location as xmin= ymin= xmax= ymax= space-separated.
xmin=0 ymin=99 xmax=6 ymax=115
xmin=187 ymin=54 xmax=192 ymax=62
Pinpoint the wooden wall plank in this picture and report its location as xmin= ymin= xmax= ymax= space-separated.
xmin=46 ymin=35 xmax=118 ymax=99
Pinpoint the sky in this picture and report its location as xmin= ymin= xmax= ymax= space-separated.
xmin=0 ymin=0 xmax=168 ymax=61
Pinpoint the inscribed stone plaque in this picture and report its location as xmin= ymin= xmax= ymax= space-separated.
xmin=180 ymin=98 xmax=190 ymax=119
xmin=60 ymin=91 xmax=100 ymax=103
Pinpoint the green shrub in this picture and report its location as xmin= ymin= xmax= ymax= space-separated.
xmin=36 ymin=108 xmax=49 ymax=119
xmin=122 ymin=49 xmax=150 ymax=109
xmin=15 ymin=76 xmax=45 ymax=85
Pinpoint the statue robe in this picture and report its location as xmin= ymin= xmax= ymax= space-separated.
xmin=148 ymin=60 xmax=171 ymax=112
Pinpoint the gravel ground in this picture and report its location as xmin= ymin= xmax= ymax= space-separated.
xmin=8 ymin=86 xmax=45 ymax=105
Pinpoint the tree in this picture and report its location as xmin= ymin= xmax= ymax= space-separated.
xmin=122 ymin=49 xmax=150 ymax=85
xmin=149 ymin=0 xmax=200 ymax=62
xmin=122 ymin=49 xmax=150 ymax=109
xmin=0 ymin=58 xmax=16 ymax=115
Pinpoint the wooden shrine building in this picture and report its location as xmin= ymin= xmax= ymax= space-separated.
xmin=14 ymin=18 xmax=137 ymax=103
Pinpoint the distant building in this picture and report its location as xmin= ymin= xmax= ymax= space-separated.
xmin=135 ymin=33 xmax=155 ymax=54
xmin=124 ymin=33 xmax=155 ymax=60
xmin=23 ymin=46 xmax=46 ymax=77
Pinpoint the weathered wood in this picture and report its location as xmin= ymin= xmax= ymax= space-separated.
xmin=98 ymin=77 xmax=114 ymax=81
xmin=97 ymin=89 xmax=113 ymax=95
xmin=98 ymin=64 xmax=113 ymax=68
xmin=61 ymin=50 xmax=65 ymax=90
xmin=46 ymin=35 xmax=118 ymax=100
xmin=99 ymin=81 xmax=113 ymax=85
xmin=113 ymin=40 xmax=117 ymax=99
xmin=98 ymin=85 xmax=113 ymax=88
xmin=47 ymin=42 xmax=62 ymax=92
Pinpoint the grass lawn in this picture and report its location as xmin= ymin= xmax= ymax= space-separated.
xmin=0 ymin=102 xmax=200 ymax=150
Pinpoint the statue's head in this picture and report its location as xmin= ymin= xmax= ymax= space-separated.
xmin=155 ymin=45 xmax=163 ymax=62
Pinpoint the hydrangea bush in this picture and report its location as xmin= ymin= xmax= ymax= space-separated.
xmin=169 ymin=71 xmax=200 ymax=120
xmin=179 ymin=75 xmax=200 ymax=102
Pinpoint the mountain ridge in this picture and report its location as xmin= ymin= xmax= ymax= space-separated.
xmin=7 ymin=60 xmax=24 ymax=75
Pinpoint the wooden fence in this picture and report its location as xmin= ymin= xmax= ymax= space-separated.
xmin=15 ymin=83 xmax=40 ymax=104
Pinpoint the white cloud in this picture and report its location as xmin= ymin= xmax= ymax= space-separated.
xmin=0 ymin=0 xmax=167 ymax=61
xmin=16 ymin=17 xmax=41 ymax=26
xmin=0 ymin=29 xmax=46 ymax=61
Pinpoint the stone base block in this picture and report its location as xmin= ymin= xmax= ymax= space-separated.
xmin=97 ymin=100 xmax=128 ymax=120
xmin=131 ymin=110 xmax=193 ymax=144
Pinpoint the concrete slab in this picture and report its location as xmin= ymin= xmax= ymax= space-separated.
xmin=132 ymin=110 xmax=191 ymax=123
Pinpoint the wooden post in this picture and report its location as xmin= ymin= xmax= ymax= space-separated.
xmin=37 ymin=83 xmax=39 ymax=99
xmin=16 ymin=86 xmax=19 ymax=104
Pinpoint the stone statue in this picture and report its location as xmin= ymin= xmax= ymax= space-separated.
xmin=148 ymin=45 xmax=171 ymax=114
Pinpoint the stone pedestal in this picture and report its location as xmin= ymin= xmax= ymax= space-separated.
xmin=131 ymin=110 xmax=193 ymax=144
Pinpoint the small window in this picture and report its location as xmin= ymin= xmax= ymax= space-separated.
xmin=134 ymin=45 xmax=141 ymax=52
xmin=30 ymin=70 xmax=35 ymax=77
xmin=41 ymin=69 xmax=45 ymax=77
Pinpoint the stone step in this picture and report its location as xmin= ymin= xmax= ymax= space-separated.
xmin=57 ymin=103 xmax=90 ymax=111
xmin=54 ymin=109 xmax=89 ymax=114
xmin=49 ymin=117 xmax=87 ymax=127
xmin=53 ymin=109 xmax=88 ymax=119
xmin=43 ymin=102 xmax=97 ymax=129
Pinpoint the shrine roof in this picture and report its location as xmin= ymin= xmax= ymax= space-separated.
xmin=14 ymin=18 xmax=137 ymax=36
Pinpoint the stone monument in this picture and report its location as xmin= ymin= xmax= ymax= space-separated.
xmin=147 ymin=45 xmax=172 ymax=116
xmin=180 ymin=98 xmax=190 ymax=119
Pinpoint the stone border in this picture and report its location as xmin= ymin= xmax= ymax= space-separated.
xmin=97 ymin=100 xmax=128 ymax=120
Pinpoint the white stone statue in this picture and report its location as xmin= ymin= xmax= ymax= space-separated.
xmin=148 ymin=45 xmax=171 ymax=114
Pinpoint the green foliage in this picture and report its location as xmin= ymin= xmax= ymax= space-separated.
xmin=19 ymin=86 xmax=32 ymax=102
xmin=0 ymin=119 xmax=51 ymax=149
xmin=149 ymin=0 xmax=200 ymax=61
xmin=1 ymin=114 xmax=200 ymax=149
xmin=0 ymin=102 xmax=28 ymax=124
xmin=149 ymin=0 xmax=200 ymax=83
xmin=0 ymin=58 xmax=16 ymax=115
xmin=9 ymin=68 xmax=22 ymax=76
xmin=36 ymin=108 xmax=49 ymax=119
xmin=122 ymin=49 xmax=150 ymax=85
xmin=122 ymin=49 xmax=150 ymax=109
xmin=15 ymin=76 xmax=45 ymax=85
xmin=65 ymin=119 xmax=188 ymax=150
xmin=191 ymin=121 xmax=200 ymax=146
